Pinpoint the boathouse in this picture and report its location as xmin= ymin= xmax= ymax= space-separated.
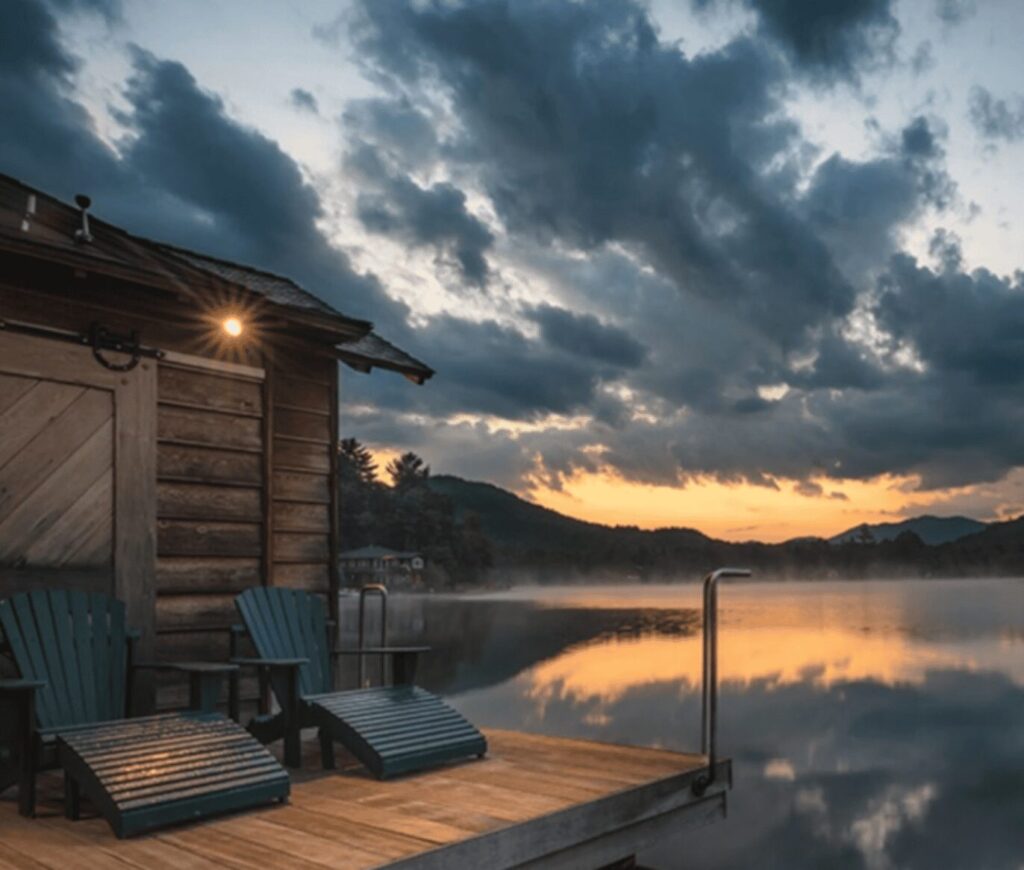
xmin=0 ymin=174 xmax=431 ymax=710
xmin=0 ymin=174 xmax=736 ymax=866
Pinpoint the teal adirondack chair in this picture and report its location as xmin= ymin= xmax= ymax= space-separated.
xmin=0 ymin=589 xmax=290 ymax=837
xmin=231 ymin=587 xmax=487 ymax=778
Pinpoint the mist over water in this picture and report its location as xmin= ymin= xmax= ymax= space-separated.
xmin=346 ymin=580 xmax=1024 ymax=869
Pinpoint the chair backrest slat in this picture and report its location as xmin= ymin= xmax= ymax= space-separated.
xmin=236 ymin=588 xmax=331 ymax=698
xmin=0 ymin=590 xmax=128 ymax=728
xmin=70 ymin=591 xmax=98 ymax=722
xmin=0 ymin=597 xmax=56 ymax=724
xmin=49 ymin=589 xmax=85 ymax=724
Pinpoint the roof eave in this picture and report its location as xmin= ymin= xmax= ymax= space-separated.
xmin=335 ymin=348 xmax=434 ymax=385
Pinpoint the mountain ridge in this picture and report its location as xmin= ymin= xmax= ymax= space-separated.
xmin=428 ymin=474 xmax=1021 ymax=580
xmin=430 ymin=474 xmax=986 ymax=546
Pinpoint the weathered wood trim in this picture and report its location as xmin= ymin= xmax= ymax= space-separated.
xmin=157 ymin=475 xmax=263 ymax=489
xmin=385 ymin=760 xmax=731 ymax=870
xmin=156 ymin=438 xmax=263 ymax=455
xmin=160 ymin=350 xmax=265 ymax=381
xmin=263 ymin=365 xmax=275 ymax=587
xmin=0 ymin=329 xmax=126 ymax=389
xmin=114 ymin=358 xmax=158 ymax=674
xmin=328 ymin=361 xmax=340 ymax=656
xmin=274 ymin=402 xmax=330 ymax=417
xmin=272 ymin=433 xmax=332 ymax=447
xmin=156 ymin=398 xmax=263 ymax=420
xmin=516 ymin=792 xmax=726 ymax=870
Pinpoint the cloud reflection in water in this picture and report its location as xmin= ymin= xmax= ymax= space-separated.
xmin=409 ymin=580 xmax=1024 ymax=869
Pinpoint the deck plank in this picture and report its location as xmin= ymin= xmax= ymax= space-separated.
xmin=0 ymin=728 xmax=721 ymax=869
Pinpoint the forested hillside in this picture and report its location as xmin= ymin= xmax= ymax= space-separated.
xmin=337 ymin=447 xmax=1024 ymax=586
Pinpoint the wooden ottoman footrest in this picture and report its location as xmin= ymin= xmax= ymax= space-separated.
xmin=57 ymin=711 xmax=289 ymax=838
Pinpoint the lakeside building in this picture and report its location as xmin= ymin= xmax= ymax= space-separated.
xmin=0 ymin=173 xmax=431 ymax=713
xmin=339 ymin=544 xmax=425 ymax=589
xmin=0 ymin=173 xmax=733 ymax=866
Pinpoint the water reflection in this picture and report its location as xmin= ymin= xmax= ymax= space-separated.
xmin=379 ymin=579 xmax=1024 ymax=869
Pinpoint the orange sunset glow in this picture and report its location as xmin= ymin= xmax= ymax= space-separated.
xmin=522 ymin=470 xmax=970 ymax=542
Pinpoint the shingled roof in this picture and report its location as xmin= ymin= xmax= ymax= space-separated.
xmin=157 ymin=244 xmax=433 ymax=384
xmin=0 ymin=173 xmax=433 ymax=383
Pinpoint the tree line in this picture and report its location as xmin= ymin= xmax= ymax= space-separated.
xmin=337 ymin=439 xmax=493 ymax=588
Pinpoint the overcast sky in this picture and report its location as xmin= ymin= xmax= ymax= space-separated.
xmin=4 ymin=0 xmax=1024 ymax=540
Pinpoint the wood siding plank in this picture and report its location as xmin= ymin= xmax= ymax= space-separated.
xmin=272 ymin=439 xmax=330 ymax=473
xmin=273 ymin=408 xmax=330 ymax=443
xmin=157 ymin=445 xmax=262 ymax=485
xmin=270 ymin=563 xmax=329 ymax=591
xmin=272 ymin=471 xmax=329 ymax=503
xmin=158 ymin=367 xmax=262 ymax=416
xmin=157 ymin=520 xmax=261 ymax=558
xmin=272 ymin=502 xmax=329 ymax=533
xmin=273 ymin=533 xmax=329 ymax=562
xmin=157 ymin=483 xmax=261 ymax=522
xmin=156 ymin=557 xmax=262 ymax=593
xmin=158 ymin=406 xmax=262 ymax=451
xmin=272 ymin=375 xmax=329 ymax=411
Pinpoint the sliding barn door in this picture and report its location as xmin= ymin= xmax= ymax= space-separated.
xmin=0 ymin=331 xmax=156 ymax=647
xmin=0 ymin=374 xmax=113 ymax=581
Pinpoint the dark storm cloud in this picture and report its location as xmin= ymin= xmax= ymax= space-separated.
xmin=352 ymin=0 xmax=857 ymax=350
xmin=1 ymin=1 xmax=576 ymax=433
xmin=342 ymin=97 xmax=438 ymax=169
xmin=0 ymin=5 xmax=399 ymax=329
xmin=697 ymin=0 xmax=900 ymax=83
xmin=114 ymin=49 xmax=402 ymax=328
xmin=289 ymin=87 xmax=318 ymax=114
xmin=525 ymin=304 xmax=646 ymax=368
xmin=347 ymin=144 xmax=493 ymax=286
xmin=876 ymin=255 xmax=1024 ymax=388
xmin=968 ymin=86 xmax=1024 ymax=144
xmin=343 ymin=0 xmax=1012 ymax=492
xmin=799 ymin=115 xmax=952 ymax=284
xmin=0 ymin=0 xmax=125 ymax=200
xmin=352 ymin=313 xmax=611 ymax=420
xmin=7 ymin=0 xmax=1021 ymax=499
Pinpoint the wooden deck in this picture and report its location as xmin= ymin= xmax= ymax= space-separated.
xmin=0 ymin=730 xmax=730 ymax=869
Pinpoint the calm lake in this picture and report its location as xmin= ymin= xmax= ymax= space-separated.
xmin=359 ymin=579 xmax=1024 ymax=869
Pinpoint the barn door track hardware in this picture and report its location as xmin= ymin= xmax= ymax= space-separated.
xmin=0 ymin=319 xmax=165 ymax=371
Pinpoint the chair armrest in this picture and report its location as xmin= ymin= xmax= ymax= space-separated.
xmin=132 ymin=661 xmax=239 ymax=674
xmin=230 ymin=657 xmax=308 ymax=669
xmin=333 ymin=647 xmax=427 ymax=686
xmin=130 ymin=663 xmax=238 ymax=714
xmin=0 ymin=679 xmax=45 ymax=695
xmin=332 ymin=646 xmax=431 ymax=656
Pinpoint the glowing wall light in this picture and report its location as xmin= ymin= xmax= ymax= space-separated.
xmin=222 ymin=316 xmax=243 ymax=338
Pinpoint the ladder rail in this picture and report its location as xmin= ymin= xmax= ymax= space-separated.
xmin=357 ymin=584 xmax=388 ymax=686
xmin=692 ymin=567 xmax=751 ymax=796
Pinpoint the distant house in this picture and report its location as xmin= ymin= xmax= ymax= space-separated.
xmin=0 ymin=174 xmax=432 ymax=709
xmin=339 ymin=545 xmax=425 ymax=589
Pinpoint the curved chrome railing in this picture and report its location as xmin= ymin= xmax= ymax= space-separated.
xmin=692 ymin=567 xmax=751 ymax=796
xmin=357 ymin=584 xmax=388 ymax=686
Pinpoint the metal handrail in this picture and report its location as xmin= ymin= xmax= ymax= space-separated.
xmin=692 ymin=567 xmax=751 ymax=796
xmin=357 ymin=584 xmax=388 ymax=686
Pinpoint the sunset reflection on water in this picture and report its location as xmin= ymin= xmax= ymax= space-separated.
xmin=405 ymin=579 xmax=1024 ymax=869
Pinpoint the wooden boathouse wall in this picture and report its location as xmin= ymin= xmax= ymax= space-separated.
xmin=0 ymin=273 xmax=341 ymax=712
xmin=154 ymin=349 xmax=339 ymax=709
